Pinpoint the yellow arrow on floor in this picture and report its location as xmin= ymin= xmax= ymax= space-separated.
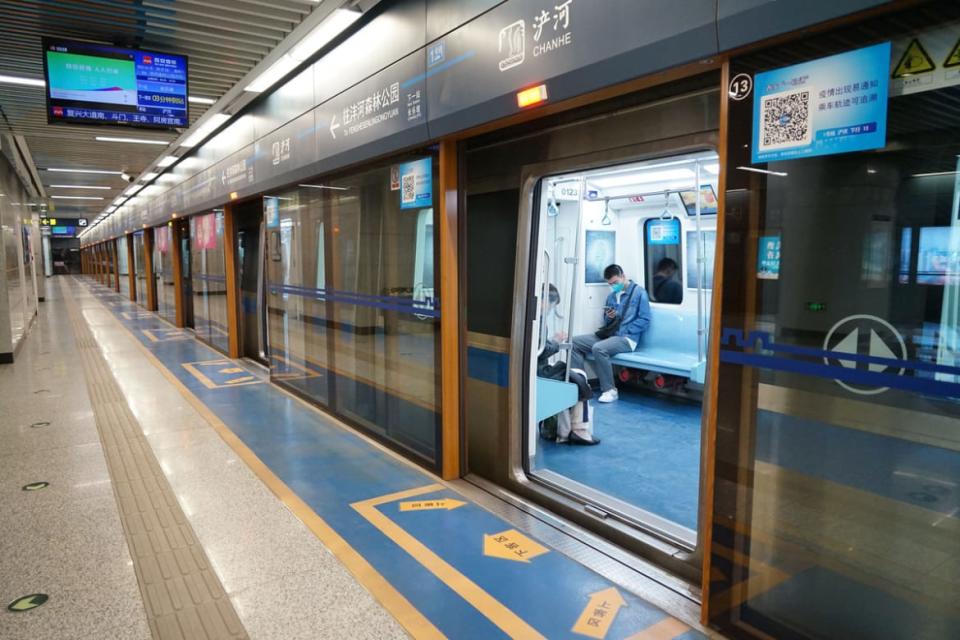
xmin=571 ymin=586 xmax=627 ymax=639
xmin=219 ymin=367 xmax=244 ymax=374
xmin=224 ymin=376 xmax=256 ymax=384
xmin=399 ymin=498 xmax=467 ymax=512
xmin=482 ymin=529 xmax=549 ymax=563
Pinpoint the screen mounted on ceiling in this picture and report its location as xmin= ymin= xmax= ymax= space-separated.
xmin=42 ymin=38 xmax=188 ymax=129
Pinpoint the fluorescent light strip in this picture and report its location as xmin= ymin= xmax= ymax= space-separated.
xmin=48 ymin=184 xmax=111 ymax=190
xmin=911 ymin=171 xmax=958 ymax=178
xmin=96 ymin=136 xmax=169 ymax=146
xmin=246 ymin=9 xmax=361 ymax=93
xmin=180 ymin=113 xmax=231 ymax=148
xmin=736 ymin=166 xmax=789 ymax=177
xmin=124 ymin=185 xmax=143 ymax=197
xmin=157 ymin=155 xmax=178 ymax=168
xmin=140 ymin=173 xmax=158 ymax=182
xmin=188 ymin=96 xmax=216 ymax=105
xmin=0 ymin=74 xmax=45 ymax=87
xmin=298 ymin=184 xmax=348 ymax=190
xmin=45 ymin=168 xmax=122 ymax=175
xmin=51 ymin=195 xmax=104 ymax=201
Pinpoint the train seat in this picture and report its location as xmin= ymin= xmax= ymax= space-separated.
xmin=611 ymin=308 xmax=707 ymax=384
xmin=535 ymin=377 xmax=579 ymax=422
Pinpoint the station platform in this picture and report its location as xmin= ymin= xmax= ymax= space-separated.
xmin=1 ymin=275 xmax=716 ymax=640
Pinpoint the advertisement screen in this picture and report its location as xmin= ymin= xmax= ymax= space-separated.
xmin=43 ymin=38 xmax=188 ymax=128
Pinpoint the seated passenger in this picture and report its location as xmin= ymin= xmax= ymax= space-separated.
xmin=570 ymin=264 xmax=651 ymax=403
xmin=652 ymin=257 xmax=683 ymax=304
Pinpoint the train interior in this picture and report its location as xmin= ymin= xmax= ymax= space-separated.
xmin=529 ymin=151 xmax=718 ymax=544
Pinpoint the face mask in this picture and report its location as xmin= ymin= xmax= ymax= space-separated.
xmin=610 ymin=281 xmax=625 ymax=293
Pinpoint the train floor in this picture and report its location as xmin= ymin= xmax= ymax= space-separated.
xmin=536 ymin=390 xmax=702 ymax=532
xmin=1 ymin=275 xmax=713 ymax=640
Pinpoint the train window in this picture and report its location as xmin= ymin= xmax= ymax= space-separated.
xmin=643 ymin=218 xmax=683 ymax=304
xmin=685 ymin=230 xmax=715 ymax=290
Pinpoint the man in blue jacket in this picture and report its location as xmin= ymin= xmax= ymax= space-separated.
xmin=570 ymin=264 xmax=651 ymax=403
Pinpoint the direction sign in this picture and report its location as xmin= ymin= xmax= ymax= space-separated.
xmin=7 ymin=594 xmax=48 ymax=612
xmin=823 ymin=314 xmax=907 ymax=395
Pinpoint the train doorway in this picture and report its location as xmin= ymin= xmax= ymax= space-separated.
xmin=462 ymin=75 xmax=720 ymax=579
xmin=177 ymin=218 xmax=194 ymax=329
xmin=236 ymin=201 xmax=268 ymax=365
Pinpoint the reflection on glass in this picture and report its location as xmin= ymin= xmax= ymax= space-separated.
xmin=190 ymin=210 xmax=229 ymax=353
xmin=118 ymin=236 xmax=130 ymax=298
xmin=154 ymin=226 xmax=176 ymax=325
xmin=133 ymin=231 xmax=146 ymax=306
xmin=265 ymin=153 xmax=441 ymax=465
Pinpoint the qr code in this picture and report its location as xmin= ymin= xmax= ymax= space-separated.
xmin=758 ymin=89 xmax=812 ymax=151
xmin=401 ymin=172 xmax=415 ymax=205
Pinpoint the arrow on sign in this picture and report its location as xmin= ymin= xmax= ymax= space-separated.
xmin=572 ymin=587 xmax=626 ymax=638
xmin=330 ymin=114 xmax=340 ymax=139
xmin=399 ymin=498 xmax=467 ymax=512
xmin=483 ymin=529 xmax=549 ymax=563
xmin=7 ymin=593 xmax=48 ymax=612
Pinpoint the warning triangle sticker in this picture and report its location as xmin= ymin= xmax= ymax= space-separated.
xmin=893 ymin=38 xmax=936 ymax=78
xmin=945 ymin=37 xmax=960 ymax=68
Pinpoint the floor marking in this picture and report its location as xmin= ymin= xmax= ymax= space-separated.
xmin=352 ymin=484 xmax=546 ymax=640
xmin=77 ymin=280 xmax=444 ymax=640
xmin=21 ymin=481 xmax=49 ymax=491
xmin=572 ymin=586 xmax=626 ymax=638
xmin=181 ymin=359 xmax=264 ymax=389
xmin=7 ymin=593 xmax=48 ymax=612
xmin=623 ymin=616 xmax=689 ymax=639
xmin=142 ymin=328 xmax=188 ymax=343
xmin=399 ymin=498 xmax=467 ymax=512
xmin=483 ymin=529 xmax=549 ymax=563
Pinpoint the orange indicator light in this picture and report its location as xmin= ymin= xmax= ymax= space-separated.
xmin=516 ymin=84 xmax=548 ymax=108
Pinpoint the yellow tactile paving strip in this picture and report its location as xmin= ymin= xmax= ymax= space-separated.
xmin=61 ymin=280 xmax=248 ymax=640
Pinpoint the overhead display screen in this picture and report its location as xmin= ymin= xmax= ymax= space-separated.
xmin=42 ymin=38 xmax=188 ymax=128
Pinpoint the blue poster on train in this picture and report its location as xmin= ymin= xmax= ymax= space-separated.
xmin=752 ymin=42 xmax=890 ymax=163
xmin=264 ymin=196 xmax=280 ymax=228
xmin=399 ymin=158 xmax=432 ymax=210
xmin=757 ymin=235 xmax=781 ymax=280
xmin=646 ymin=218 xmax=680 ymax=245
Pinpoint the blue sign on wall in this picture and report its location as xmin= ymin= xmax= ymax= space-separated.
xmin=757 ymin=235 xmax=781 ymax=280
xmin=646 ymin=218 xmax=680 ymax=246
xmin=399 ymin=158 xmax=432 ymax=210
xmin=264 ymin=196 xmax=280 ymax=228
xmin=752 ymin=42 xmax=890 ymax=163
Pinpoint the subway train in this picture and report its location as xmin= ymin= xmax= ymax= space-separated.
xmin=78 ymin=1 xmax=960 ymax=638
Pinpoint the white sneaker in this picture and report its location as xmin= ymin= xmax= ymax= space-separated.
xmin=597 ymin=389 xmax=619 ymax=403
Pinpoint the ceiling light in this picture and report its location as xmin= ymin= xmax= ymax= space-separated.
xmin=51 ymin=195 xmax=104 ymax=201
xmin=188 ymin=96 xmax=216 ymax=105
xmin=736 ymin=166 xmax=789 ymax=177
xmin=911 ymin=170 xmax=958 ymax=178
xmin=140 ymin=172 xmax=158 ymax=182
xmin=45 ymin=167 xmax=122 ymax=175
xmin=245 ymin=55 xmax=300 ymax=93
xmin=298 ymin=184 xmax=348 ymax=190
xmin=289 ymin=9 xmax=361 ymax=62
xmin=0 ymin=74 xmax=45 ymax=87
xmin=48 ymin=184 xmax=111 ymax=190
xmin=96 ymin=136 xmax=169 ymax=145
xmin=157 ymin=155 xmax=177 ymax=168
xmin=180 ymin=113 xmax=231 ymax=147
xmin=591 ymin=168 xmax=696 ymax=189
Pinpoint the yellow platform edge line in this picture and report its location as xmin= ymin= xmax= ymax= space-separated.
xmin=76 ymin=279 xmax=446 ymax=640
xmin=352 ymin=487 xmax=546 ymax=640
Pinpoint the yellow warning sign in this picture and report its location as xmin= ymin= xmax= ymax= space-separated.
xmin=482 ymin=529 xmax=549 ymax=563
xmin=893 ymin=39 xmax=936 ymax=78
xmin=571 ymin=587 xmax=626 ymax=639
xmin=945 ymin=37 xmax=960 ymax=68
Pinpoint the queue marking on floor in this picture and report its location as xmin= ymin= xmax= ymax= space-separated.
xmin=399 ymin=498 xmax=467 ymax=512
xmin=623 ymin=616 xmax=689 ymax=639
xmin=352 ymin=483 xmax=546 ymax=640
xmin=482 ymin=529 xmax=549 ymax=563
xmin=181 ymin=359 xmax=264 ymax=389
xmin=572 ymin=587 xmax=626 ymax=638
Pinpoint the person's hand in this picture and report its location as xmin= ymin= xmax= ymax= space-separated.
xmin=554 ymin=331 xmax=568 ymax=342
xmin=605 ymin=307 xmax=617 ymax=319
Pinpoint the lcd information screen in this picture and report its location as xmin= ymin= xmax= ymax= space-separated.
xmin=43 ymin=38 xmax=188 ymax=128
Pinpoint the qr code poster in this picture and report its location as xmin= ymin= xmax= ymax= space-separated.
xmin=399 ymin=157 xmax=433 ymax=210
xmin=751 ymin=42 xmax=890 ymax=164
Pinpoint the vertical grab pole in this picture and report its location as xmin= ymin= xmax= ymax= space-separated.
xmin=695 ymin=161 xmax=704 ymax=362
xmin=562 ymin=177 xmax=587 ymax=382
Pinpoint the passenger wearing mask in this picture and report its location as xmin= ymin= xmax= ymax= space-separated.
xmin=652 ymin=257 xmax=683 ymax=304
xmin=570 ymin=264 xmax=651 ymax=403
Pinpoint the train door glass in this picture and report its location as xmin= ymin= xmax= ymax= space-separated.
xmin=132 ymin=231 xmax=146 ymax=307
xmin=117 ymin=235 xmax=130 ymax=298
xmin=190 ymin=210 xmax=229 ymax=353
xmin=179 ymin=220 xmax=194 ymax=328
xmin=237 ymin=203 xmax=267 ymax=364
xmin=154 ymin=226 xmax=176 ymax=325
xmin=528 ymin=151 xmax=718 ymax=545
